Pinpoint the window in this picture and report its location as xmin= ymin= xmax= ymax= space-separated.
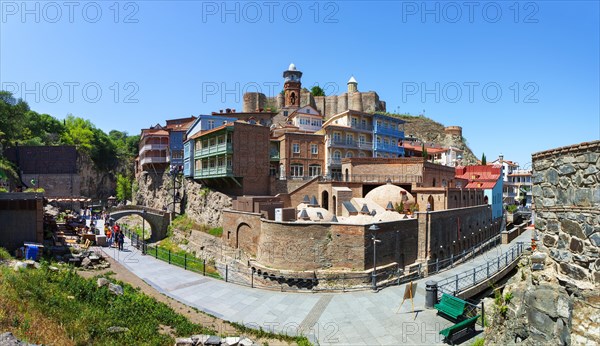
xmin=195 ymin=160 xmax=201 ymax=170
xmin=346 ymin=133 xmax=353 ymax=145
xmin=376 ymin=136 xmax=381 ymax=144
xmin=217 ymin=136 xmax=224 ymax=144
xmin=333 ymin=150 xmax=342 ymax=160
xmin=384 ymin=138 xmax=389 ymax=146
xmin=361 ymin=119 xmax=367 ymax=129
xmin=359 ymin=152 xmax=366 ymax=157
xmin=376 ymin=120 xmax=382 ymax=129
xmin=311 ymin=144 xmax=318 ymax=154
xmin=333 ymin=132 xmax=341 ymax=142
xmin=218 ymin=157 xmax=224 ymax=167
xmin=359 ymin=135 xmax=366 ymax=145
xmin=351 ymin=117 xmax=358 ymax=127
xmin=291 ymin=164 xmax=304 ymax=177
xmin=209 ymin=138 xmax=216 ymax=147
xmin=309 ymin=164 xmax=321 ymax=177
xmin=292 ymin=143 xmax=300 ymax=153
xmin=226 ymin=156 xmax=232 ymax=168
xmin=209 ymin=159 xmax=215 ymax=168
xmin=346 ymin=151 xmax=353 ymax=158
xmin=207 ymin=120 xmax=215 ymax=129
xmin=195 ymin=141 xmax=201 ymax=151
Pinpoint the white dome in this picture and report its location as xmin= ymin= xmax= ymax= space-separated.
xmin=348 ymin=76 xmax=358 ymax=84
xmin=364 ymin=184 xmax=415 ymax=210
xmin=288 ymin=63 xmax=297 ymax=71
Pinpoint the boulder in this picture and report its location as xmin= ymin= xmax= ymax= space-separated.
xmin=190 ymin=334 xmax=211 ymax=345
xmin=97 ymin=278 xmax=110 ymax=287
xmin=0 ymin=332 xmax=27 ymax=345
xmin=569 ymin=237 xmax=584 ymax=253
xmin=174 ymin=337 xmax=194 ymax=345
xmin=108 ymin=283 xmax=124 ymax=295
xmin=81 ymin=257 xmax=92 ymax=268
xmin=13 ymin=261 xmax=29 ymax=271
xmin=238 ymin=338 xmax=255 ymax=346
xmin=223 ymin=336 xmax=241 ymax=346
xmin=204 ymin=335 xmax=221 ymax=345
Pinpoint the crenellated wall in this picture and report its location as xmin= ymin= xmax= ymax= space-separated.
xmin=532 ymin=140 xmax=600 ymax=286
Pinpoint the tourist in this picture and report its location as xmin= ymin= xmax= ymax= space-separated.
xmin=106 ymin=225 xmax=113 ymax=248
xmin=117 ymin=230 xmax=125 ymax=251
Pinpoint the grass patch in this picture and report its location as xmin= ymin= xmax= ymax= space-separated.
xmin=228 ymin=321 xmax=312 ymax=346
xmin=471 ymin=336 xmax=485 ymax=346
xmin=0 ymin=247 xmax=12 ymax=260
xmin=208 ymin=227 xmax=223 ymax=237
xmin=148 ymin=240 xmax=221 ymax=279
xmin=0 ymin=263 xmax=216 ymax=345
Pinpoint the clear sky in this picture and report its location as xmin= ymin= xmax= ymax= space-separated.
xmin=2 ymin=0 xmax=599 ymax=167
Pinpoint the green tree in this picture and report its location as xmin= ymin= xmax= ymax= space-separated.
xmin=421 ymin=143 xmax=428 ymax=159
xmin=481 ymin=153 xmax=487 ymax=165
xmin=116 ymin=174 xmax=132 ymax=202
xmin=310 ymin=86 xmax=326 ymax=96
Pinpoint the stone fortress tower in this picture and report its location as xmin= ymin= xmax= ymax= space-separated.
xmin=242 ymin=64 xmax=387 ymax=120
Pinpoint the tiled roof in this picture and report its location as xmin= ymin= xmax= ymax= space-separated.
xmin=455 ymin=165 xmax=501 ymax=189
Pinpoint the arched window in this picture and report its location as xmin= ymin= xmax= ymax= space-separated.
xmin=333 ymin=150 xmax=342 ymax=160
xmin=346 ymin=151 xmax=354 ymax=158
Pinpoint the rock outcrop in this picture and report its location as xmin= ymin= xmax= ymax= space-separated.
xmin=134 ymin=171 xmax=232 ymax=228
xmin=484 ymin=253 xmax=599 ymax=345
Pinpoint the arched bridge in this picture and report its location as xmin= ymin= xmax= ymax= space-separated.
xmin=109 ymin=206 xmax=172 ymax=242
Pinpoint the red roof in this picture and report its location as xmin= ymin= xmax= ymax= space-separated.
xmin=455 ymin=165 xmax=501 ymax=189
xmin=402 ymin=142 xmax=447 ymax=154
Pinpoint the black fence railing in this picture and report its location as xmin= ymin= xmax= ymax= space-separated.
xmin=436 ymin=242 xmax=527 ymax=300
xmin=122 ymin=225 xmax=518 ymax=294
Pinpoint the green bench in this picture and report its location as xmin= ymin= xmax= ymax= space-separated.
xmin=434 ymin=293 xmax=467 ymax=320
xmin=439 ymin=315 xmax=480 ymax=345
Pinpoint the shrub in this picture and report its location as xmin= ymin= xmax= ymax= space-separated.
xmin=0 ymin=247 xmax=12 ymax=260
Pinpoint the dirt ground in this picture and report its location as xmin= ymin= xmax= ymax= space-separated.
xmin=77 ymin=250 xmax=296 ymax=345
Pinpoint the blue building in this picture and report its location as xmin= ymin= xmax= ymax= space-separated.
xmin=164 ymin=116 xmax=198 ymax=170
xmin=372 ymin=113 xmax=405 ymax=158
xmin=183 ymin=115 xmax=237 ymax=178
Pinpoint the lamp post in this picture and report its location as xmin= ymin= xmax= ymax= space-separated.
xmin=369 ymin=224 xmax=381 ymax=290
xmin=142 ymin=209 xmax=147 ymax=254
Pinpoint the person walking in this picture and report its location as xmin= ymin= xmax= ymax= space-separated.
xmin=105 ymin=225 xmax=113 ymax=248
xmin=117 ymin=230 xmax=125 ymax=251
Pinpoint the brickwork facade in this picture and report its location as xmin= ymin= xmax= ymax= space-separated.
xmin=222 ymin=203 xmax=497 ymax=273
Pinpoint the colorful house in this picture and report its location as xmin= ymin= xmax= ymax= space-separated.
xmin=455 ymin=165 xmax=504 ymax=219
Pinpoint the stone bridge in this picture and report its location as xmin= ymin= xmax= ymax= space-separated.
xmin=109 ymin=206 xmax=172 ymax=242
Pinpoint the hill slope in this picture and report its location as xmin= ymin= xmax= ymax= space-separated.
xmin=378 ymin=112 xmax=478 ymax=165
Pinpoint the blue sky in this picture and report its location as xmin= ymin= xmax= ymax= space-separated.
xmin=1 ymin=0 xmax=599 ymax=167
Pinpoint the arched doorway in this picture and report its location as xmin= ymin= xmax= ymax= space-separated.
xmin=484 ymin=195 xmax=489 ymax=204
xmin=236 ymin=223 xmax=251 ymax=250
xmin=427 ymin=195 xmax=435 ymax=211
xmin=322 ymin=190 xmax=329 ymax=210
xmin=345 ymin=169 xmax=349 ymax=182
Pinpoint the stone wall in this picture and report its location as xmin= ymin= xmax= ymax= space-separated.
xmin=532 ymin=140 xmax=600 ymax=286
xmin=418 ymin=205 xmax=498 ymax=261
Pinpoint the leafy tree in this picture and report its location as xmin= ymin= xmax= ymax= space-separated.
xmin=421 ymin=143 xmax=428 ymax=159
xmin=310 ymin=86 xmax=326 ymax=96
xmin=481 ymin=153 xmax=487 ymax=165
xmin=116 ymin=174 xmax=132 ymax=202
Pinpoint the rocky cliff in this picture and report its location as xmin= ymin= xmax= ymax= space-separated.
xmin=134 ymin=171 xmax=232 ymax=228
xmin=380 ymin=112 xmax=478 ymax=164
xmin=78 ymin=153 xmax=116 ymax=200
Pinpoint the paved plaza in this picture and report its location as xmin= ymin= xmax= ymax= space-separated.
xmin=98 ymin=230 xmax=531 ymax=345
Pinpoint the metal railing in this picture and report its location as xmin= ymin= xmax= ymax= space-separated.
xmin=122 ymin=226 xmax=513 ymax=293
xmin=436 ymin=242 xmax=526 ymax=299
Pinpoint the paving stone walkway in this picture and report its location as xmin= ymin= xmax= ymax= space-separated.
xmin=98 ymin=230 xmax=531 ymax=345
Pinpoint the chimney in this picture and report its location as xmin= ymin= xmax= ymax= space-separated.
xmin=226 ymin=108 xmax=231 ymax=113
xmin=220 ymin=110 xmax=223 ymax=113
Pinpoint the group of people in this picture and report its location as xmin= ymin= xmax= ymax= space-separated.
xmin=104 ymin=222 xmax=125 ymax=251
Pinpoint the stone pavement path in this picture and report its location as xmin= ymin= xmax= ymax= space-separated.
xmin=99 ymin=230 xmax=531 ymax=345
